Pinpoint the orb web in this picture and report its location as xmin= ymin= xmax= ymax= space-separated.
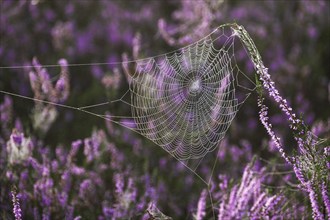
xmin=121 ymin=27 xmax=252 ymax=164
xmin=131 ymin=50 xmax=231 ymax=160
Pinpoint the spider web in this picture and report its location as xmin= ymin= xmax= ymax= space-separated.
xmin=130 ymin=42 xmax=237 ymax=161
xmin=1 ymin=24 xmax=257 ymax=218
xmin=102 ymin=26 xmax=256 ymax=176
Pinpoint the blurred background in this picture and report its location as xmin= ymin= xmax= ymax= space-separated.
xmin=0 ymin=0 xmax=329 ymax=219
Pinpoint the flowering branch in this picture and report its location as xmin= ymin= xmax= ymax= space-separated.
xmin=231 ymin=23 xmax=329 ymax=219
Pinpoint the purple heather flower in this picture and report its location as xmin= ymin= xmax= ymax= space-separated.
xmin=258 ymin=97 xmax=292 ymax=164
xmin=56 ymin=58 xmax=70 ymax=102
xmin=39 ymin=71 xmax=52 ymax=96
xmin=70 ymin=165 xmax=85 ymax=175
xmin=102 ymin=204 xmax=113 ymax=218
xmin=218 ymin=175 xmax=228 ymax=191
xmin=235 ymin=167 xmax=257 ymax=217
xmin=12 ymin=132 xmax=23 ymax=145
xmin=261 ymin=195 xmax=283 ymax=216
xmin=58 ymin=192 xmax=68 ymax=207
xmin=83 ymin=130 xmax=102 ymax=162
xmin=250 ymin=192 xmax=267 ymax=216
xmin=293 ymin=163 xmax=306 ymax=186
xmin=68 ymin=139 xmax=82 ymax=161
xmin=72 ymin=139 xmax=82 ymax=150
xmin=127 ymin=178 xmax=137 ymax=202
xmin=51 ymin=160 xmax=58 ymax=172
xmin=11 ymin=188 xmax=22 ymax=220
xmin=19 ymin=169 xmax=28 ymax=180
xmin=227 ymin=184 xmax=238 ymax=215
xmin=321 ymin=182 xmax=330 ymax=218
xmin=65 ymin=206 xmax=74 ymax=220
xmin=34 ymin=177 xmax=54 ymax=207
xmin=55 ymin=76 xmax=65 ymax=92
xmin=84 ymin=138 xmax=94 ymax=162
xmin=324 ymin=147 xmax=330 ymax=157
xmin=114 ymin=173 xmax=124 ymax=196
xmin=307 ymin=181 xmax=324 ymax=220
xmin=6 ymin=170 xmax=15 ymax=182
xmin=215 ymin=161 xmax=295 ymax=219
xmin=29 ymin=70 xmax=39 ymax=96
xmin=29 ymin=57 xmax=70 ymax=104
xmin=195 ymin=189 xmax=207 ymax=220
xmin=79 ymin=179 xmax=93 ymax=198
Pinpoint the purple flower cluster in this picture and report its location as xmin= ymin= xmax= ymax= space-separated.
xmin=258 ymin=97 xmax=292 ymax=164
xmin=2 ymin=128 xmax=159 ymax=219
xmin=202 ymin=171 xmax=294 ymax=219
xmin=213 ymin=161 xmax=303 ymax=219
xmin=0 ymin=59 xmax=163 ymax=219
xmin=11 ymin=187 xmax=22 ymax=220
xmin=195 ymin=189 xmax=207 ymax=220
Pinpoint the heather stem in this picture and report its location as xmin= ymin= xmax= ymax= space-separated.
xmin=230 ymin=23 xmax=303 ymax=137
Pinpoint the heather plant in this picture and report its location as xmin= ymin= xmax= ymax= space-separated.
xmin=0 ymin=1 xmax=329 ymax=220
xmin=231 ymin=23 xmax=329 ymax=219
